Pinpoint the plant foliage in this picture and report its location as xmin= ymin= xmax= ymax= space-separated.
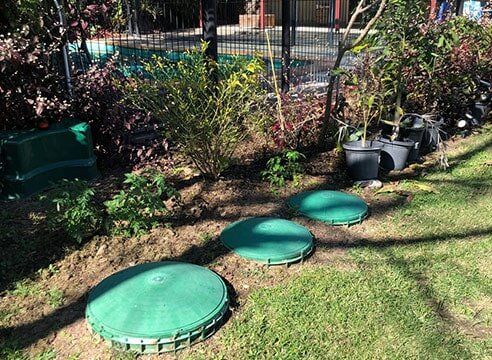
xmin=121 ymin=45 xmax=265 ymax=178
xmin=0 ymin=27 xmax=68 ymax=130
xmin=261 ymin=150 xmax=305 ymax=189
xmin=104 ymin=171 xmax=178 ymax=237
xmin=44 ymin=180 xmax=101 ymax=243
xmin=71 ymin=60 xmax=168 ymax=168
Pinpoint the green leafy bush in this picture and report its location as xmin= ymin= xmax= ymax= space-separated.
xmin=44 ymin=180 xmax=101 ymax=243
xmin=104 ymin=171 xmax=179 ymax=237
xmin=369 ymin=1 xmax=492 ymax=128
xmin=121 ymin=45 xmax=265 ymax=179
xmin=261 ymin=150 xmax=305 ymax=189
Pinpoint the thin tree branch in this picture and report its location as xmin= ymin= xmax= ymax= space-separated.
xmin=351 ymin=0 xmax=388 ymax=49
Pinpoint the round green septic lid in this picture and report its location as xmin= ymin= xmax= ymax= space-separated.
xmin=288 ymin=190 xmax=368 ymax=225
xmin=220 ymin=217 xmax=314 ymax=265
xmin=86 ymin=262 xmax=228 ymax=354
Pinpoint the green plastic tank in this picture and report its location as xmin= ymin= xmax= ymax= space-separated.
xmin=0 ymin=120 xmax=99 ymax=200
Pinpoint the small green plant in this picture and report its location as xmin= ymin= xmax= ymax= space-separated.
xmin=261 ymin=150 xmax=305 ymax=189
xmin=199 ymin=232 xmax=215 ymax=243
xmin=46 ymin=288 xmax=65 ymax=309
xmin=44 ymin=180 xmax=101 ymax=243
xmin=0 ymin=306 xmax=19 ymax=326
xmin=104 ymin=171 xmax=179 ymax=237
xmin=8 ymin=279 xmax=42 ymax=298
xmin=40 ymin=264 xmax=59 ymax=278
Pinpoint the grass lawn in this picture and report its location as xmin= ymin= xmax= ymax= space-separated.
xmin=189 ymin=128 xmax=492 ymax=360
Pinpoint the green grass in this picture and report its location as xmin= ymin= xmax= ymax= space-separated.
xmin=191 ymin=128 xmax=492 ymax=360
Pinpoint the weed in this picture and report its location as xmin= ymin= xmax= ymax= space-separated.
xmin=43 ymin=180 xmax=101 ymax=243
xmin=199 ymin=232 xmax=215 ymax=243
xmin=105 ymin=170 xmax=179 ymax=237
xmin=33 ymin=348 xmax=56 ymax=360
xmin=8 ymin=279 xmax=42 ymax=298
xmin=261 ymin=150 xmax=305 ymax=190
xmin=46 ymin=288 xmax=65 ymax=308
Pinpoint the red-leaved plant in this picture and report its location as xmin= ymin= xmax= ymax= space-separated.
xmin=0 ymin=26 xmax=69 ymax=130
xmin=71 ymin=61 xmax=169 ymax=168
xmin=270 ymin=92 xmax=325 ymax=150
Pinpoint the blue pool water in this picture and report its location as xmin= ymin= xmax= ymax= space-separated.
xmin=70 ymin=41 xmax=311 ymax=75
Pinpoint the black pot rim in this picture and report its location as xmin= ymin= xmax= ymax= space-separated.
xmin=402 ymin=124 xmax=426 ymax=130
xmin=343 ymin=140 xmax=384 ymax=152
xmin=378 ymin=137 xmax=415 ymax=148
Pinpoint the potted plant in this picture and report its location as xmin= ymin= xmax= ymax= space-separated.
xmin=469 ymin=79 xmax=491 ymax=124
xmin=371 ymin=42 xmax=415 ymax=170
xmin=239 ymin=0 xmax=275 ymax=28
xmin=342 ymin=57 xmax=384 ymax=181
xmin=397 ymin=113 xmax=426 ymax=163
xmin=375 ymin=43 xmax=416 ymax=171
xmin=377 ymin=131 xmax=415 ymax=171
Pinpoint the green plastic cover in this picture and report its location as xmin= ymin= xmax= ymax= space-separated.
xmin=0 ymin=119 xmax=99 ymax=200
xmin=220 ymin=217 xmax=314 ymax=265
xmin=86 ymin=262 xmax=228 ymax=354
xmin=288 ymin=190 xmax=368 ymax=225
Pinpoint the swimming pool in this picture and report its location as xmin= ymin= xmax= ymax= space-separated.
xmin=70 ymin=40 xmax=313 ymax=76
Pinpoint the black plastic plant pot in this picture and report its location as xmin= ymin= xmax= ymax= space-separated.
xmin=378 ymin=137 xmax=415 ymax=171
xmin=471 ymin=102 xmax=490 ymax=124
xmin=400 ymin=127 xmax=425 ymax=163
xmin=421 ymin=120 xmax=444 ymax=155
xmin=343 ymin=140 xmax=383 ymax=181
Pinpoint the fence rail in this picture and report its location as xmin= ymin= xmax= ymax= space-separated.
xmin=71 ymin=0 xmax=360 ymax=90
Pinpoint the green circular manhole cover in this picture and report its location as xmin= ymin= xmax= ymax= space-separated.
xmin=288 ymin=190 xmax=368 ymax=225
xmin=86 ymin=262 xmax=228 ymax=354
xmin=220 ymin=217 xmax=314 ymax=265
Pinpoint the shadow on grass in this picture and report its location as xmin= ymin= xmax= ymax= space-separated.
xmin=383 ymin=251 xmax=475 ymax=357
xmin=316 ymin=226 xmax=492 ymax=250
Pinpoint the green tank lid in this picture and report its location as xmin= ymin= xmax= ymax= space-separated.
xmin=220 ymin=217 xmax=314 ymax=265
xmin=288 ymin=190 xmax=368 ymax=225
xmin=85 ymin=262 xmax=228 ymax=354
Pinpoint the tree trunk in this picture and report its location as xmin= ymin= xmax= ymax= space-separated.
xmin=318 ymin=49 xmax=345 ymax=147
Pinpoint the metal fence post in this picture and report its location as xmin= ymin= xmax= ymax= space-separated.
xmin=202 ymin=0 xmax=218 ymax=62
xmin=281 ymin=0 xmax=291 ymax=92
xmin=291 ymin=0 xmax=297 ymax=46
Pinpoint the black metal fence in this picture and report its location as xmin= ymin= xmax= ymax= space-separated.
xmin=71 ymin=0 xmax=359 ymax=91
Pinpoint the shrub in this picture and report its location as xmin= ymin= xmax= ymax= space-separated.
xmin=0 ymin=0 xmax=54 ymax=34
xmin=269 ymin=92 xmax=325 ymax=150
xmin=261 ymin=150 xmax=305 ymax=189
xmin=403 ymin=17 xmax=491 ymax=121
xmin=44 ymin=180 xmax=101 ymax=243
xmin=121 ymin=46 xmax=265 ymax=179
xmin=104 ymin=171 xmax=178 ymax=237
xmin=368 ymin=0 xmax=429 ymax=132
xmin=371 ymin=4 xmax=492 ymax=125
xmin=0 ymin=27 xmax=69 ymax=131
xmin=70 ymin=61 xmax=168 ymax=168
